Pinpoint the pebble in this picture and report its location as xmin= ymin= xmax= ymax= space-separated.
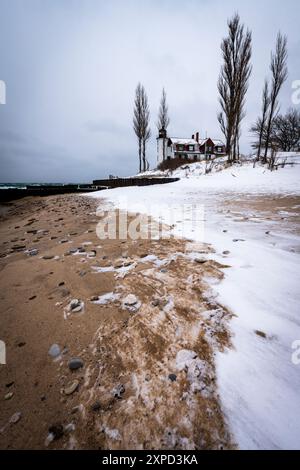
xmin=168 ymin=374 xmax=177 ymax=382
xmin=43 ymin=255 xmax=54 ymax=260
xmin=63 ymin=380 xmax=79 ymax=395
xmin=113 ymin=384 xmax=125 ymax=399
xmin=9 ymin=412 xmax=22 ymax=424
xmin=114 ymin=259 xmax=124 ymax=269
xmin=123 ymin=294 xmax=138 ymax=306
xmin=194 ymin=257 xmax=207 ymax=264
xmin=48 ymin=344 xmax=61 ymax=358
xmin=4 ymin=392 xmax=14 ymax=400
xmin=69 ymin=298 xmax=84 ymax=313
xmin=48 ymin=424 xmax=64 ymax=440
xmin=68 ymin=357 xmax=84 ymax=370
xmin=222 ymin=250 xmax=230 ymax=255
xmin=87 ymin=250 xmax=96 ymax=258
xmin=28 ymin=248 xmax=38 ymax=256
xmin=91 ymin=401 xmax=101 ymax=412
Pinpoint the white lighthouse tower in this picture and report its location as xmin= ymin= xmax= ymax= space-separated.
xmin=157 ymin=128 xmax=168 ymax=165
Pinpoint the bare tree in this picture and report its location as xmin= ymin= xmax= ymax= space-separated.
xmin=133 ymin=83 xmax=151 ymax=173
xmin=218 ymin=13 xmax=252 ymax=163
xmin=133 ymin=83 xmax=143 ymax=173
xmin=263 ymin=32 xmax=288 ymax=163
xmin=141 ymin=87 xmax=151 ymax=172
xmin=157 ymin=88 xmax=170 ymax=162
xmin=272 ymin=108 xmax=300 ymax=151
xmin=250 ymin=80 xmax=270 ymax=165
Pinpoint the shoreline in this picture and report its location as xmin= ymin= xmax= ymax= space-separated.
xmin=0 ymin=194 xmax=234 ymax=449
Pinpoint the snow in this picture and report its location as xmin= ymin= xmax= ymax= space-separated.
xmin=87 ymin=161 xmax=300 ymax=449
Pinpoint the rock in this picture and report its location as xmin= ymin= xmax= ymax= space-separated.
xmin=223 ymin=230 xmax=228 ymax=233
xmin=265 ymin=231 xmax=270 ymax=235
xmin=28 ymin=248 xmax=38 ymax=256
xmin=90 ymin=295 xmax=99 ymax=302
xmin=9 ymin=412 xmax=22 ymax=424
xmin=68 ymin=357 xmax=84 ymax=371
xmin=123 ymin=294 xmax=138 ymax=306
xmin=91 ymin=401 xmax=101 ymax=412
xmin=43 ymin=255 xmax=54 ymax=260
xmin=87 ymin=250 xmax=96 ymax=258
xmin=63 ymin=380 xmax=79 ymax=395
xmin=114 ymin=259 xmax=124 ymax=269
xmin=194 ymin=257 xmax=207 ymax=264
xmin=58 ymin=281 xmax=65 ymax=286
xmin=4 ymin=392 xmax=14 ymax=400
xmin=48 ymin=424 xmax=64 ymax=440
xmin=152 ymin=299 xmax=160 ymax=307
xmin=113 ymin=384 xmax=125 ymax=399
xmin=69 ymin=299 xmax=84 ymax=313
xmin=6 ymin=382 xmax=14 ymax=388
xmin=168 ymin=374 xmax=177 ymax=382
xmin=48 ymin=344 xmax=61 ymax=358
xmin=18 ymin=342 xmax=26 ymax=348
xmin=29 ymin=295 xmax=36 ymax=301
xmin=160 ymin=268 xmax=167 ymax=273
xmin=59 ymin=239 xmax=69 ymax=244
xmin=233 ymin=239 xmax=245 ymax=242
xmin=64 ymin=423 xmax=75 ymax=434
xmin=222 ymin=250 xmax=230 ymax=255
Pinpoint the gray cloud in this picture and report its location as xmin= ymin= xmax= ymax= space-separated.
xmin=0 ymin=0 xmax=299 ymax=182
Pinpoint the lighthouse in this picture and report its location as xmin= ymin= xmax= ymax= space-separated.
xmin=157 ymin=128 xmax=168 ymax=165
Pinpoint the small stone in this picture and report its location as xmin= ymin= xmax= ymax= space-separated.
xmin=48 ymin=423 xmax=64 ymax=440
xmin=29 ymin=295 xmax=36 ymax=300
xmin=58 ymin=281 xmax=65 ymax=286
xmin=113 ymin=384 xmax=125 ymax=399
xmin=59 ymin=239 xmax=68 ymax=244
xmin=222 ymin=250 xmax=230 ymax=255
xmin=168 ymin=374 xmax=177 ymax=382
xmin=69 ymin=299 xmax=84 ymax=313
xmin=48 ymin=344 xmax=61 ymax=358
xmin=123 ymin=294 xmax=138 ymax=306
xmin=90 ymin=295 xmax=99 ymax=302
xmin=194 ymin=257 xmax=207 ymax=264
xmin=9 ymin=412 xmax=22 ymax=424
xmin=233 ymin=239 xmax=245 ymax=242
xmin=223 ymin=230 xmax=228 ymax=233
xmin=18 ymin=342 xmax=26 ymax=348
xmin=28 ymin=248 xmax=38 ymax=256
xmin=87 ymin=250 xmax=96 ymax=258
xmin=63 ymin=380 xmax=79 ymax=395
xmin=43 ymin=255 xmax=54 ymax=260
xmin=152 ymin=299 xmax=160 ymax=307
xmin=68 ymin=357 xmax=84 ymax=370
xmin=160 ymin=268 xmax=167 ymax=273
xmin=114 ymin=259 xmax=124 ymax=268
xmin=91 ymin=401 xmax=101 ymax=412
xmin=4 ymin=392 xmax=14 ymax=400
xmin=64 ymin=423 xmax=75 ymax=434
xmin=265 ymin=231 xmax=270 ymax=235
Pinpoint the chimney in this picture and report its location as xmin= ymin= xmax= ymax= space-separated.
xmin=196 ymin=131 xmax=199 ymax=142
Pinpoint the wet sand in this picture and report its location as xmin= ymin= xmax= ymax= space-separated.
xmin=0 ymin=194 xmax=233 ymax=449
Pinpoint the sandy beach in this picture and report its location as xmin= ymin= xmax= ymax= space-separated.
xmin=0 ymin=194 xmax=233 ymax=449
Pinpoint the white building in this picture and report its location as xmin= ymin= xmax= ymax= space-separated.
xmin=157 ymin=129 xmax=225 ymax=165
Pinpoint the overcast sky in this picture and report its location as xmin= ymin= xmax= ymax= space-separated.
xmin=0 ymin=0 xmax=299 ymax=182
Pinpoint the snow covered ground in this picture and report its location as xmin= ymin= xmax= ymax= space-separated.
xmin=88 ymin=162 xmax=300 ymax=449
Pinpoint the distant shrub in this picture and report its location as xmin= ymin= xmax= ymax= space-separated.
xmin=157 ymin=157 xmax=189 ymax=172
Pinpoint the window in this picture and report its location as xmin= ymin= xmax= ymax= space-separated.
xmin=188 ymin=145 xmax=194 ymax=152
